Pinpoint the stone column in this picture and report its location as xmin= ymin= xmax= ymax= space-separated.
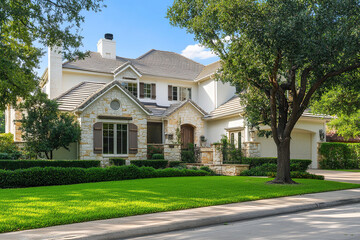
xmin=199 ymin=147 xmax=213 ymax=164
xmin=164 ymin=144 xmax=181 ymax=161
xmin=212 ymin=144 xmax=223 ymax=164
xmin=243 ymin=142 xmax=260 ymax=157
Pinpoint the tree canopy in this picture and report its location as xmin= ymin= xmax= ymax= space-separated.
xmin=18 ymin=90 xmax=81 ymax=159
xmin=0 ymin=0 xmax=104 ymax=109
xmin=167 ymin=0 xmax=360 ymax=183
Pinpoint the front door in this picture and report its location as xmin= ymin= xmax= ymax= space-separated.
xmin=181 ymin=124 xmax=194 ymax=149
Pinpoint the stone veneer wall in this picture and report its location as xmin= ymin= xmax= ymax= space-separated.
xmin=244 ymin=141 xmax=261 ymax=158
xmin=164 ymin=103 xmax=205 ymax=146
xmin=186 ymin=163 xmax=249 ymax=176
xmin=164 ymin=144 xmax=181 ymax=161
xmin=79 ymin=87 xmax=148 ymax=164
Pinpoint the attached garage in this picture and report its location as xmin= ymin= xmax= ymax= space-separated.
xmin=256 ymin=130 xmax=313 ymax=160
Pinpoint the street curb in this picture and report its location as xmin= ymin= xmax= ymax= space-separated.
xmin=84 ymin=196 xmax=360 ymax=240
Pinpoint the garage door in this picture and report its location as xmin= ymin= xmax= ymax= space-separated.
xmin=256 ymin=131 xmax=312 ymax=160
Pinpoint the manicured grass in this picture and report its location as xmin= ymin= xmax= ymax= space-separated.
xmin=0 ymin=176 xmax=359 ymax=233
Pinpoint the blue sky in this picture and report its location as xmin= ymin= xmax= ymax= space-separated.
xmin=36 ymin=0 xmax=219 ymax=76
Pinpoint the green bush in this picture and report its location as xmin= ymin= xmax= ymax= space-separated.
xmin=169 ymin=161 xmax=182 ymax=168
xmin=152 ymin=154 xmax=164 ymax=159
xmin=199 ymin=166 xmax=216 ymax=175
xmin=0 ymin=165 xmax=210 ymax=188
xmin=0 ymin=160 xmax=100 ymax=170
xmin=268 ymin=171 xmax=325 ymax=180
xmin=181 ymin=150 xmax=195 ymax=163
xmin=240 ymin=163 xmax=277 ymax=176
xmin=242 ymin=157 xmax=312 ymax=171
xmin=131 ymin=160 xmax=168 ymax=169
xmin=319 ymin=142 xmax=360 ymax=169
xmin=110 ymin=158 xmax=126 ymax=166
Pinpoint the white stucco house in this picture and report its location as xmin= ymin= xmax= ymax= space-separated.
xmin=5 ymin=34 xmax=328 ymax=168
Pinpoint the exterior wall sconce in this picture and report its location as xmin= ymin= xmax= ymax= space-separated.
xmin=319 ymin=129 xmax=325 ymax=141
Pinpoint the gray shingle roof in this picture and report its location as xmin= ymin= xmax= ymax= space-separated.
xmin=163 ymin=100 xmax=208 ymax=117
xmin=195 ymin=61 xmax=221 ymax=81
xmin=63 ymin=49 xmax=205 ymax=80
xmin=207 ymin=96 xmax=243 ymax=118
xmin=56 ymin=82 xmax=107 ymax=111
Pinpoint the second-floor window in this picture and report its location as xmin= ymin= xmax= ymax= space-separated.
xmin=140 ymin=82 xmax=156 ymax=99
xmin=144 ymin=83 xmax=151 ymax=98
xmin=168 ymin=85 xmax=192 ymax=101
xmin=121 ymin=82 xmax=137 ymax=96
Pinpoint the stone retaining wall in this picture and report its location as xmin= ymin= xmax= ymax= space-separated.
xmin=186 ymin=163 xmax=249 ymax=176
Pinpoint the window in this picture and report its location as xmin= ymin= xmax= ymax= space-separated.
xmin=144 ymin=83 xmax=151 ymax=98
xmin=110 ymin=100 xmax=120 ymax=110
xmin=121 ymin=82 xmax=137 ymax=96
xmin=170 ymin=86 xmax=191 ymax=101
xmin=237 ymin=132 xmax=241 ymax=149
xmin=172 ymin=86 xmax=178 ymax=101
xmin=103 ymin=123 xmax=128 ymax=155
xmin=230 ymin=133 xmax=235 ymax=145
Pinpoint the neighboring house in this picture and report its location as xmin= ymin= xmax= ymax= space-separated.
xmin=5 ymin=34 xmax=329 ymax=168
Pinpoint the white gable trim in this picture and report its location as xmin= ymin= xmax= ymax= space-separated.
xmin=113 ymin=64 xmax=142 ymax=78
xmin=77 ymin=84 xmax=151 ymax=115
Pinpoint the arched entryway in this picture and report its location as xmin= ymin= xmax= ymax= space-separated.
xmin=181 ymin=124 xmax=195 ymax=149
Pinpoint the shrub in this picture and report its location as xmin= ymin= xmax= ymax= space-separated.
xmin=147 ymin=145 xmax=163 ymax=159
xmin=240 ymin=163 xmax=277 ymax=176
xmin=0 ymin=133 xmax=22 ymax=160
xmin=0 ymin=160 xmax=100 ymax=170
xmin=181 ymin=150 xmax=195 ymax=163
xmin=268 ymin=171 xmax=324 ymax=180
xmin=242 ymin=157 xmax=312 ymax=171
xmin=152 ymin=154 xmax=164 ymax=159
xmin=0 ymin=165 xmax=210 ymax=188
xmin=169 ymin=161 xmax=182 ymax=168
xmin=199 ymin=166 xmax=216 ymax=175
xmin=110 ymin=158 xmax=126 ymax=166
xmin=131 ymin=160 xmax=168 ymax=169
xmin=319 ymin=142 xmax=360 ymax=169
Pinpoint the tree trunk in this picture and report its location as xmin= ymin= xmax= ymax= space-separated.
xmin=50 ymin=150 xmax=53 ymax=160
xmin=268 ymin=137 xmax=297 ymax=184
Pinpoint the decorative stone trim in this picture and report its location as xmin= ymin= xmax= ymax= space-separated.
xmin=244 ymin=141 xmax=261 ymax=157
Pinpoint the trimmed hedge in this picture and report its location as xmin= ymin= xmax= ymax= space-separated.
xmin=268 ymin=171 xmax=325 ymax=180
xmin=152 ymin=154 xmax=164 ymax=159
xmin=169 ymin=161 xmax=182 ymax=168
xmin=130 ymin=160 xmax=168 ymax=169
xmin=240 ymin=163 xmax=311 ymax=176
xmin=0 ymin=165 xmax=209 ymax=188
xmin=110 ymin=158 xmax=126 ymax=166
xmin=0 ymin=160 xmax=100 ymax=170
xmin=319 ymin=142 xmax=360 ymax=169
xmin=242 ymin=157 xmax=312 ymax=171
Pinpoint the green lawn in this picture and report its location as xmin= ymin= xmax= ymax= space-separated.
xmin=330 ymin=169 xmax=360 ymax=172
xmin=0 ymin=176 xmax=359 ymax=233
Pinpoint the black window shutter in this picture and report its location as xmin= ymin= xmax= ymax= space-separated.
xmin=128 ymin=123 xmax=138 ymax=154
xmin=93 ymin=122 xmax=103 ymax=154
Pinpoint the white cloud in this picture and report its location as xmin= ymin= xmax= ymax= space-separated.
xmin=181 ymin=44 xmax=217 ymax=60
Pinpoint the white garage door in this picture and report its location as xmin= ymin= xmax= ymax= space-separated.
xmin=256 ymin=131 xmax=312 ymax=160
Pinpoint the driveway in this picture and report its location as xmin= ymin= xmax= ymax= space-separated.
xmin=308 ymin=169 xmax=360 ymax=184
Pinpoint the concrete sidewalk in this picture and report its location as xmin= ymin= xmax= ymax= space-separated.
xmin=2 ymin=188 xmax=360 ymax=240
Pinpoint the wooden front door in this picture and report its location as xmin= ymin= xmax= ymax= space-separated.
xmin=181 ymin=124 xmax=194 ymax=149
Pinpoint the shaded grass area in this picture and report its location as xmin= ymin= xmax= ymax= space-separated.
xmin=0 ymin=176 xmax=359 ymax=233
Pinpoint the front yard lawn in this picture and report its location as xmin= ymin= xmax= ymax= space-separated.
xmin=0 ymin=176 xmax=359 ymax=233
xmin=330 ymin=169 xmax=360 ymax=172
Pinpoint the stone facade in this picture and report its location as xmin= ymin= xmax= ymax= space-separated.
xmin=186 ymin=163 xmax=249 ymax=176
xmin=244 ymin=141 xmax=261 ymax=158
xmin=200 ymin=147 xmax=213 ymax=164
xmin=78 ymin=87 xmax=148 ymax=163
xmin=164 ymin=144 xmax=181 ymax=161
xmin=164 ymin=102 xmax=205 ymax=147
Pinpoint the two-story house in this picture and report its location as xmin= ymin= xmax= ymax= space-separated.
xmin=5 ymin=34 xmax=328 ymax=168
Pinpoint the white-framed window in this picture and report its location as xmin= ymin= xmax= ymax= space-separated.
xmin=170 ymin=86 xmax=191 ymax=101
xmin=121 ymin=82 xmax=137 ymax=96
xmin=103 ymin=123 xmax=128 ymax=155
xmin=144 ymin=83 xmax=152 ymax=98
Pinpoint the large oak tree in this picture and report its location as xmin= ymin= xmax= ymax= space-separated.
xmin=0 ymin=0 xmax=104 ymax=109
xmin=167 ymin=0 xmax=360 ymax=183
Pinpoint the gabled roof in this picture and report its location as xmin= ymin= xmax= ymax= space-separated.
xmin=56 ymin=80 xmax=152 ymax=115
xmin=62 ymin=50 xmax=205 ymax=80
xmin=195 ymin=61 xmax=221 ymax=81
xmin=206 ymin=95 xmax=243 ymax=119
xmin=163 ymin=99 xmax=208 ymax=117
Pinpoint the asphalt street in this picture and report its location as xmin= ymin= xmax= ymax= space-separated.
xmin=129 ymin=203 xmax=360 ymax=240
